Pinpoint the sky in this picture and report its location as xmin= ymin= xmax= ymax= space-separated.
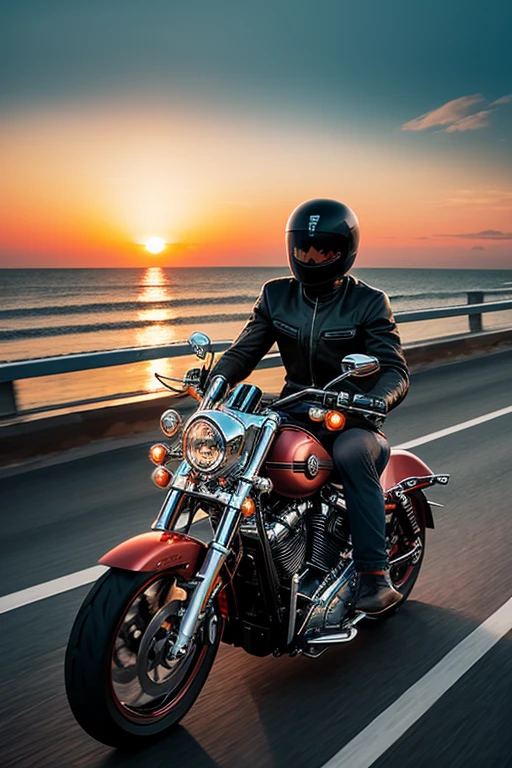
xmin=1 ymin=0 xmax=511 ymax=269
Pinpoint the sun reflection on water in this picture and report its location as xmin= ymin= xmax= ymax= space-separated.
xmin=136 ymin=267 xmax=176 ymax=391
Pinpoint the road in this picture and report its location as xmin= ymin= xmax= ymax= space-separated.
xmin=1 ymin=350 xmax=511 ymax=768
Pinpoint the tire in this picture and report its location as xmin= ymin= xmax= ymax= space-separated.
xmin=376 ymin=490 xmax=427 ymax=619
xmin=65 ymin=568 xmax=222 ymax=748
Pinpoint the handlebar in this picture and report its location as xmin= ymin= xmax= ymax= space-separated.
xmin=270 ymin=387 xmax=338 ymax=410
xmin=268 ymin=387 xmax=387 ymax=425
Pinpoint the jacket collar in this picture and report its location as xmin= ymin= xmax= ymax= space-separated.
xmin=302 ymin=275 xmax=353 ymax=306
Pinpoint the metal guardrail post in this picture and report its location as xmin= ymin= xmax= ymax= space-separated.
xmin=0 ymin=380 xmax=17 ymax=418
xmin=467 ymin=292 xmax=484 ymax=333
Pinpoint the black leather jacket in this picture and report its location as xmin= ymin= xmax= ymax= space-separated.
xmin=212 ymin=275 xmax=409 ymax=412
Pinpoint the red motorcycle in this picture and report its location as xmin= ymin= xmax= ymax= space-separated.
xmin=65 ymin=332 xmax=449 ymax=747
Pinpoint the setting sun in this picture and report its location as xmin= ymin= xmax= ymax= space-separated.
xmin=145 ymin=237 xmax=166 ymax=255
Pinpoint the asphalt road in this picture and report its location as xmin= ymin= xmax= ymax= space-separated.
xmin=1 ymin=350 xmax=512 ymax=768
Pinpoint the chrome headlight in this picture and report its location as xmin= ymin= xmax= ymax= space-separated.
xmin=184 ymin=411 xmax=245 ymax=474
xmin=160 ymin=409 xmax=182 ymax=438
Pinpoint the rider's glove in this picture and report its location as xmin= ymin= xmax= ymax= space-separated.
xmin=351 ymin=394 xmax=387 ymax=426
xmin=335 ymin=392 xmax=387 ymax=426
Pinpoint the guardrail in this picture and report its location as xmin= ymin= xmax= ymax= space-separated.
xmin=1 ymin=293 xmax=511 ymax=419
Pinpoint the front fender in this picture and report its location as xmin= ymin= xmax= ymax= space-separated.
xmin=99 ymin=531 xmax=207 ymax=576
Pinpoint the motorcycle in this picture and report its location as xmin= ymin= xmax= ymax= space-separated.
xmin=65 ymin=332 xmax=449 ymax=747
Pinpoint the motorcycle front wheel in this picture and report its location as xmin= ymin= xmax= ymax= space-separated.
xmin=65 ymin=568 xmax=222 ymax=748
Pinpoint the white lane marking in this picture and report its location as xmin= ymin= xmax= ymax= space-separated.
xmin=1 ymin=403 xmax=511 ymax=615
xmin=0 ymin=566 xmax=108 ymax=615
xmin=394 ymin=404 xmax=512 ymax=450
xmin=322 ymin=595 xmax=512 ymax=768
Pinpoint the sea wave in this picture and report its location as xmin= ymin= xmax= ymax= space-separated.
xmin=3 ymin=288 xmax=511 ymax=321
xmin=388 ymin=289 xmax=512 ymax=301
xmin=0 ymin=295 xmax=256 ymax=320
xmin=0 ymin=313 xmax=249 ymax=341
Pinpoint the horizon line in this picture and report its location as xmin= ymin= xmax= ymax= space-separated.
xmin=1 ymin=265 xmax=512 ymax=272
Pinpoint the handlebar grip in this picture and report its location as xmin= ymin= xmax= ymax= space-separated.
xmin=324 ymin=392 xmax=339 ymax=410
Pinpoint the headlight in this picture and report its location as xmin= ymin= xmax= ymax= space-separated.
xmin=184 ymin=411 xmax=245 ymax=475
xmin=185 ymin=420 xmax=226 ymax=472
xmin=160 ymin=409 xmax=182 ymax=437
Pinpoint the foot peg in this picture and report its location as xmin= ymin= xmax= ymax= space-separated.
xmin=307 ymin=627 xmax=358 ymax=645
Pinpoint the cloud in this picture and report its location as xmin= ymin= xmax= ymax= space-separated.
xmin=401 ymin=94 xmax=484 ymax=131
xmin=402 ymin=93 xmax=512 ymax=133
xmin=490 ymin=94 xmax=512 ymax=106
xmin=437 ymin=189 xmax=512 ymax=209
xmin=436 ymin=230 xmax=512 ymax=240
xmin=471 ymin=246 xmax=485 ymax=251
xmin=443 ymin=110 xmax=491 ymax=133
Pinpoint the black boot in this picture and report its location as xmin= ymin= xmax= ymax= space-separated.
xmin=355 ymin=571 xmax=402 ymax=615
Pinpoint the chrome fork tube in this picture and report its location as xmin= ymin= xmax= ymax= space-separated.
xmin=170 ymin=502 xmax=243 ymax=657
xmin=170 ymin=414 xmax=280 ymax=658
xmin=241 ymin=412 xmax=280 ymax=479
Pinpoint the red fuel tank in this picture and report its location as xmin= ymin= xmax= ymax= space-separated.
xmin=265 ymin=426 xmax=333 ymax=498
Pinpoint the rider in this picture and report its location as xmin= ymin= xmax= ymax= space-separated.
xmin=211 ymin=199 xmax=409 ymax=614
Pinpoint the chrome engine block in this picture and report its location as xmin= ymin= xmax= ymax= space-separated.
xmin=240 ymin=498 xmax=311 ymax=579
xmin=307 ymin=485 xmax=350 ymax=572
xmin=240 ymin=486 xmax=351 ymax=582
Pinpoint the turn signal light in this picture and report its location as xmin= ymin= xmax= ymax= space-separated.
xmin=152 ymin=467 xmax=173 ymax=489
xmin=324 ymin=410 xmax=346 ymax=431
xmin=149 ymin=443 xmax=169 ymax=466
xmin=241 ymin=496 xmax=256 ymax=517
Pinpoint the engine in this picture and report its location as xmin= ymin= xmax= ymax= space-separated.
xmin=265 ymin=498 xmax=310 ymax=579
xmin=307 ymin=485 xmax=351 ymax=572
xmin=240 ymin=486 xmax=351 ymax=581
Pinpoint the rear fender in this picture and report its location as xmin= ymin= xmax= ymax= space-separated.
xmin=381 ymin=449 xmax=450 ymax=530
xmin=99 ymin=531 xmax=207 ymax=577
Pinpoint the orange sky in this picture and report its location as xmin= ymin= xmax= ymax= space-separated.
xmin=1 ymin=101 xmax=511 ymax=269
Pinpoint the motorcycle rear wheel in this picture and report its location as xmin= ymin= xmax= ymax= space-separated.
xmin=65 ymin=568 xmax=222 ymax=748
xmin=379 ymin=490 xmax=427 ymax=618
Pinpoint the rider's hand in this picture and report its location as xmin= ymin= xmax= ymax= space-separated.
xmin=351 ymin=394 xmax=387 ymax=414
xmin=351 ymin=394 xmax=387 ymax=426
xmin=335 ymin=392 xmax=387 ymax=426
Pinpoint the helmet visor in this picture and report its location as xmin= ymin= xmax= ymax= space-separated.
xmin=286 ymin=233 xmax=349 ymax=266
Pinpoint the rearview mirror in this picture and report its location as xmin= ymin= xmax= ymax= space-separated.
xmin=188 ymin=332 xmax=212 ymax=360
xmin=341 ymin=354 xmax=380 ymax=377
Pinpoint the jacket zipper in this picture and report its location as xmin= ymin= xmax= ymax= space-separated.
xmin=309 ymin=297 xmax=319 ymax=386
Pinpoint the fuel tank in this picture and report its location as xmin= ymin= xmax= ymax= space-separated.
xmin=265 ymin=426 xmax=333 ymax=498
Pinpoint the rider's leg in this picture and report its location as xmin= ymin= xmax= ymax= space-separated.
xmin=331 ymin=427 xmax=401 ymax=613
xmin=331 ymin=427 xmax=389 ymax=570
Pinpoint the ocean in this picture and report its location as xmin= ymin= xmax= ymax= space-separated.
xmin=1 ymin=267 xmax=512 ymax=413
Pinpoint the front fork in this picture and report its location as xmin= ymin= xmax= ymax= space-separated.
xmin=152 ymin=414 xmax=280 ymax=659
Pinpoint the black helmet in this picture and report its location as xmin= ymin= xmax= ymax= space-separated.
xmin=285 ymin=199 xmax=360 ymax=286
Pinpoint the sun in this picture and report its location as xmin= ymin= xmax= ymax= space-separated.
xmin=145 ymin=237 xmax=166 ymax=254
